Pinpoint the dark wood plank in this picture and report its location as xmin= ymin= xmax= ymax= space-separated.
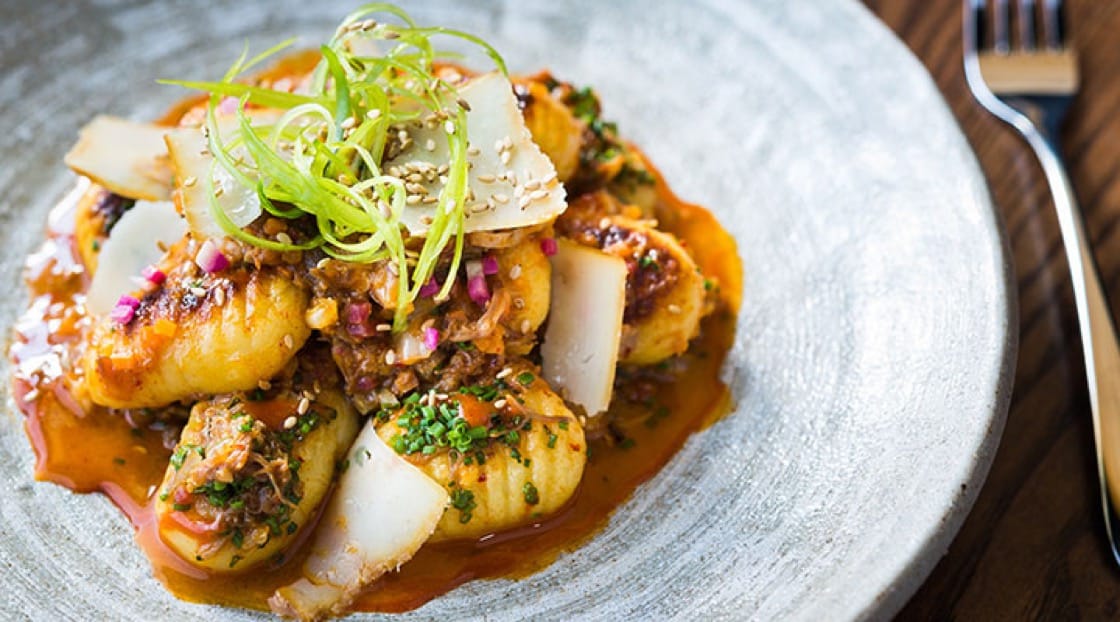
xmin=860 ymin=0 xmax=1120 ymax=618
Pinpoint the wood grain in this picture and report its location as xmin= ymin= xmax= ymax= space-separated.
xmin=861 ymin=0 xmax=1120 ymax=618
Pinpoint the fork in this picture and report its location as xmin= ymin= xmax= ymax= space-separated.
xmin=964 ymin=0 xmax=1120 ymax=564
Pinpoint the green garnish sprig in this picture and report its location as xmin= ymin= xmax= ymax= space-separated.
xmin=162 ymin=3 xmax=507 ymax=331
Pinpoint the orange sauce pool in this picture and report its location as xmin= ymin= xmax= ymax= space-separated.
xmin=9 ymin=120 xmax=742 ymax=614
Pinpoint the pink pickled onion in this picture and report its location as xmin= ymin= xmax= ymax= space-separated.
xmin=418 ymin=277 xmax=440 ymax=298
xmin=344 ymin=301 xmax=372 ymax=324
xmin=465 ymin=260 xmax=490 ymax=305
xmin=110 ymin=295 xmax=141 ymax=324
xmin=141 ymin=265 xmax=166 ymax=285
xmin=217 ymin=96 xmax=240 ymax=115
xmin=423 ymin=327 xmax=440 ymax=351
xmin=481 ymin=255 xmax=499 ymax=276
xmin=467 ymin=275 xmax=490 ymax=306
xmin=194 ymin=240 xmax=229 ymax=273
xmin=540 ymin=237 xmax=558 ymax=256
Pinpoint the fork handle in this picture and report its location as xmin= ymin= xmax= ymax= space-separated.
xmin=1023 ymin=120 xmax=1120 ymax=555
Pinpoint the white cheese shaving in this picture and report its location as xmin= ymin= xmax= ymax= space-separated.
xmin=85 ymin=200 xmax=187 ymax=315
xmin=269 ymin=424 xmax=448 ymax=620
xmin=383 ymin=72 xmax=567 ymax=236
xmin=164 ymin=112 xmax=279 ymax=240
xmin=64 ymin=116 xmax=173 ymax=201
xmin=541 ymin=240 xmax=627 ymax=415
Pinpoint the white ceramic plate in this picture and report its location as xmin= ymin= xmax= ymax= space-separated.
xmin=0 ymin=1 xmax=1014 ymax=620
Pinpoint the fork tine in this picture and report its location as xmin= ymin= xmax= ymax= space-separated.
xmin=1017 ymin=0 xmax=1037 ymax=51
xmin=1041 ymin=0 xmax=1065 ymax=50
xmin=993 ymin=0 xmax=1011 ymax=53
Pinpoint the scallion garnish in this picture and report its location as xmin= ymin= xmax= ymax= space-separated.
xmin=161 ymin=3 xmax=507 ymax=331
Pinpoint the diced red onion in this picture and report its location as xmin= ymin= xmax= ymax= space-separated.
xmin=467 ymin=275 xmax=490 ymax=306
xmin=218 ymin=96 xmax=239 ymax=115
xmin=344 ymin=301 xmax=372 ymax=324
xmin=355 ymin=376 xmax=376 ymax=391
xmin=141 ymin=265 xmax=166 ymax=285
xmin=423 ymin=327 xmax=440 ymax=351
xmin=418 ymin=277 xmax=440 ymax=298
xmin=194 ymin=240 xmax=229 ymax=273
xmin=481 ymin=255 xmax=499 ymax=276
xmin=346 ymin=322 xmax=376 ymax=338
xmin=540 ymin=237 xmax=558 ymax=256
xmin=110 ymin=295 xmax=140 ymax=324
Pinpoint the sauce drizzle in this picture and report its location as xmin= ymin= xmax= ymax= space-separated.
xmin=10 ymin=143 xmax=741 ymax=615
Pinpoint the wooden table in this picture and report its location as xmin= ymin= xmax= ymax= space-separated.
xmin=861 ymin=1 xmax=1120 ymax=617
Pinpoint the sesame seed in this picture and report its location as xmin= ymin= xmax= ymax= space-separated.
xmin=518 ymin=195 xmax=531 ymax=210
xmin=500 ymin=151 xmax=512 ymax=165
xmin=376 ymin=323 xmax=392 ymax=332
xmin=283 ymin=416 xmax=298 ymax=430
xmin=542 ymin=171 xmax=558 ymax=185
xmin=425 ymin=138 xmax=436 ymax=152
xmin=366 ymin=109 xmax=382 ymax=119
xmin=297 ymin=397 xmax=311 ymax=415
xmin=418 ymin=393 xmax=430 ymax=406
xmin=530 ymin=189 xmax=548 ymax=201
xmin=406 ymin=195 xmax=422 ymax=205
xmin=667 ymin=304 xmax=682 ymax=314
xmin=385 ymin=350 xmax=397 ymax=365
xmin=190 ymin=287 xmax=207 ymax=297
xmin=496 ymin=367 xmax=513 ymax=379
xmin=213 ymin=186 xmax=224 ymax=198
xmin=513 ymin=297 xmax=525 ymax=309
xmin=258 ymin=380 xmax=272 ymax=390
xmin=467 ymin=145 xmax=481 ymax=156
xmin=493 ymin=193 xmax=509 ymax=204
xmin=183 ymin=176 xmax=197 ymax=187
xmin=493 ymin=399 xmax=508 ymax=409
xmin=523 ymin=179 xmax=541 ymax=191
xmin=493 ymin=139 xmax=505 ymax=152
xmin=444 ymin=120 xmax=455 ymax=134
xmin=420 ymin=215 xmax=433 ymax=225
xmin=506 ymin=171 xmax=518 ymax=186
xmin=509 ymin=264 xmax=522 ymax=280
xmin=283 ymin=334 xmax=295 ymax=349
xmin=214 ymin=288 xmax=226 ymax=306
xmin=276 ymin=232 xmax=293 ymax=245
xmin=477 ymin=174 xmax=495 ymax=183
xmin=340 ymin=116 xmax=356 ymax=130
xmin=598 ymin=217 xmax=612 ymax=229
xmin=422 ymin=196 xmax=438 ymax=204
xmin=520 ymin=319 xmax=531 ymax=333
xmin=316 ymin=258 xmax=330 ymax=269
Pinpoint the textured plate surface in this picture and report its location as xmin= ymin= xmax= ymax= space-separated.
xmin=0 ymin=1 xmax=1014 ymax=620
